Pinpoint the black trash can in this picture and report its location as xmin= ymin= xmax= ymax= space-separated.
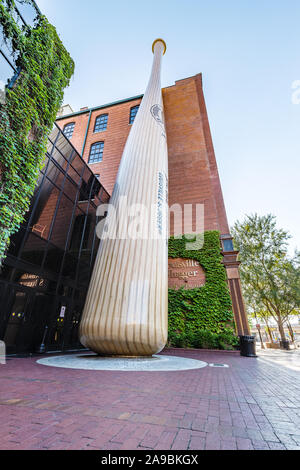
xmin=280 ymin=340 xmax=290 ymax=350
xmin=239 ymin=335 xmax=257 ymax=357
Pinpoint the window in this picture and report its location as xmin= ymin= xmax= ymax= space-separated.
xmin=94 ymin=114 xmax=108 ymax=132
xmin=63 ymin=122 xmax=75 ymax=139
xmin=222 ymin=239 xmax=234 ymax=252
xmin=70 ymin=215 xmax=91 ymax=252
xmin=79 ymin=174 xmax=101 ymax=201
xmin=129 ymin=105 xmax=140 ymax=124
xmin=88 ymin=142 xmax=104 ymax=164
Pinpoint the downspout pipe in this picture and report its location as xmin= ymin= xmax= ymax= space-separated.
xmin=81 ymin=110 xmax=92 ymax=158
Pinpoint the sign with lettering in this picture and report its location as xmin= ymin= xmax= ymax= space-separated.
xmin=19 ymin=274 xmax=47 ymax=289
xmin=168 ymin=258 xmax=206 ymax=289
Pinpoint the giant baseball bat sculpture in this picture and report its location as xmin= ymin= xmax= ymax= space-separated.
xmin=80 ymin=39 xmax=168 ymax=356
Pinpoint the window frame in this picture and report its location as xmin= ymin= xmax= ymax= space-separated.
xmin=94 ymin=114 xmax=108 ymax=133
xmin=129 ymin=105 xmax=140 ymax=125
xmin=88 ymin=141 xmax=104 ymax=164
xmin=63 ymin=122 xmax=75 ymax=140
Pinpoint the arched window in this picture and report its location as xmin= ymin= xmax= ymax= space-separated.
xmin=129 ymin=105 xmax=140 ymax=124
xmin=63 ymin=122 xmax=75 ymax=139
xmin=88 ymin=142 xmax=104 ymax=164
xmin=94 ymin=114 xmax=108 ymax=132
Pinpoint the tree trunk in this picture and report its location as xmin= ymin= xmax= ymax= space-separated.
xmin=277 ymin=317 xmax=287 ymax=345
xmin=287 ymin=320 xmax=295 ymax=342
xmin=266 ymin=321 xmax=274 ymax=343
xmin=254 ymin=314 xmax=265 ymax=349
xmin=257 ymin=328 xmax=265 ymax=349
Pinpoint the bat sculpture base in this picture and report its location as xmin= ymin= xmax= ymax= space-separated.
xmin=37 ymin=354 xmax=208 ymax=372
xmin=79 ymin=336 xmax=167 ymax=358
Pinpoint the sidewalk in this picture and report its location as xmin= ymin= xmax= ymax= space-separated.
xmin=257 ymin=346 xmax=300 ymax=373
xmin=0 ymin=348 xmax=300 ymax=450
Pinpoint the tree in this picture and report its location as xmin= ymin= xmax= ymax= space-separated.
xmin=232 ymin=214 xmax=300 ymax=347
xmin=286 ymin=309 xmax=300 ymax=343
xmin=249 ymin=306 xmax=274 ymax=344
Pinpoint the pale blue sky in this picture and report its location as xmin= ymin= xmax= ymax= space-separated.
xmin=38 ymin=0 xmax=300 ymax=253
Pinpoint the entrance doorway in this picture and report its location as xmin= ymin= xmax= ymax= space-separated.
xmin=2 ymin=286 xmax=56 ymax=354
xmin=4 ymin=289 xmax=30 ymax=354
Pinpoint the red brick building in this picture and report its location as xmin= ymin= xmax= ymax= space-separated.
xmin=56 ymin=73 xmax=250 ymax=337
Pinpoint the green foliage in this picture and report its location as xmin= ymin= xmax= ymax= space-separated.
xmin=0 ymin=0 xmax=74 ymax=264
xmin=232 ymin=214 xmax=300 ymax=342
xmin=168 ymin=329 xmax=239 ymax=351
xmin=168 ymin=231 xmax=237 ymax=350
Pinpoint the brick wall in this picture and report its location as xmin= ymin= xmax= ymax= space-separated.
xmin=57 ymin=98 xmax=142 ymax=195
xmin=163 ymin=74 xmax=229 ymax=236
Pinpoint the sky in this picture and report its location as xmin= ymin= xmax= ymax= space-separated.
xmin=37 ymin=0 xmax=300 ymax=254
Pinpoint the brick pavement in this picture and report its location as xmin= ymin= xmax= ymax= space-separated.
xmin=0 ymin=348 xmax=299 ymax=450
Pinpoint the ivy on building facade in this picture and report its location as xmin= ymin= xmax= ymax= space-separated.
xmin=0 ymin=0 xmax=74 ymax=265
xmin=168 ymin=231 xmax=238 ymax=349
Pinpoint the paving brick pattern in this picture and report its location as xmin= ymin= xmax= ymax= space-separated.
xmin=0 ymin=349 xmax=299 ymax=450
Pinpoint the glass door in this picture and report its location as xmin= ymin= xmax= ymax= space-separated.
xmin=47 ymin=298 xmax=70 ymax=352
xmin=3 ymin=289 xmax=31 ymax=354
xmin=28 ymin=293 xmax=54 ymax=353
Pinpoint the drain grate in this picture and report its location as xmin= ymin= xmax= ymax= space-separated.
xmin=209 ymin=363 xmax=229 ymax=368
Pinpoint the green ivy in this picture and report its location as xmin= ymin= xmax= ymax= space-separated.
xmin=0 ymin=0 xmax=74 ymax=265
xmin=168 ymin=231 xmax=237 ymax=349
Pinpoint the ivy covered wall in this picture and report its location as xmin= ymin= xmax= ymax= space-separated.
xmin=168 ymin=231 xmax=239 ymax=349
xmin=0 ymin=0 xmax=74 ymax=265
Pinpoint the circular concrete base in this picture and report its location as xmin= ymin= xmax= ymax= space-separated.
xmin=37 ymin=354 xmax=207 ymax=372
